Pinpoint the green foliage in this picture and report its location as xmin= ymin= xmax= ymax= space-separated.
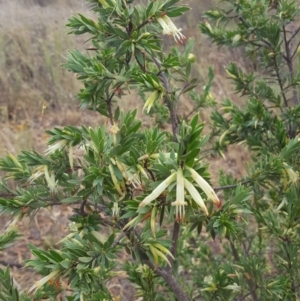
xmin=1 ymin=0 xmax=300 ymax=300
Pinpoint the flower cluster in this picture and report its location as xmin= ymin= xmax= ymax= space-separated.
xmin=139 ymin=166 xmax=221 ymax=221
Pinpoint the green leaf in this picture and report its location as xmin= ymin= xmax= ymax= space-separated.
xmin=78 ymin=257 xmax=93 ymax=263
xmin=166 ymin=6 xmax=190 ymax=17
xmin=62 ymin=196 xmax=82 ymax=203
xmin=279 ymin=138 xmax=300 ymax=160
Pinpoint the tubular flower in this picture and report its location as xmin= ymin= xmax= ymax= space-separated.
xmin=156 ymin=15 xmax=185 ymax=43
xmin=29 ymin=269 xmax=60 ymax=293
xmin=137 ymin=164 xmax=149 ymax=179
xmin=148 ymin=243 xmax=174 ymax=267
xmin=139 ymin=172 xmax=177 ymax=207
xmin=6 ymin=212 xmax=22 ymax=231
xmin=44 ymin=165 xmax=57 ymax=193
xmin=68 ymin=145 xmax=74 ymax=171
xmin=109 ymin=122 xmax=120 ymax=146
xmin=45 ymin=140 xmax=68 ymax=156
xmin=187 ymin=167 xmax=221 ymax=208
xmin=150 ymin=206 xmax=158 ymax=237
xmin=171 ymin=168 xmax=187 ymax=220
xmin=184 ymin=178 xmax=208 ymax=215
xmin=109 ymin=123 xmax=120 ymax=135
xmin=28 ymin=166 xmax=44 ymax=183
xmin=136 ymin=166 xmax=220 ymax=224
xmin=109 ymin=164 xmax=124 ymax=196
xmin=7 ymin=153 xmax=23 ymax=169
xmin=123 ymin=215 xmax=140 ymax=230
xmin=143 ymin=90 xmax=162 ymax=113
xmin=283 ymin=163 xmax=299 ymax=184
xmin=125 ymin=170 xmax=142 ymax=188
xmin=112 ymin=201 xmax=120 ymax=219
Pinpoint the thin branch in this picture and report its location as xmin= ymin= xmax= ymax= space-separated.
xmin=105 ymin=44 xmax=132 ymax=123
xmin=152 ymin=57 xmax=179 ymax=140
xmin=287 ymin=26 xmax=300 ymax=45
xmin=208 ymin=291 xmax=219 ymax=301
xmin=146 ymin=260 xmax=191 ymax=301
xmin=282 ymin=25 xmax=299 ymax=105
xmin=106 ymin=91 xmax=114 ymax=124
xmin=177 ymin=82 xmax=191 ymax=103
xmin=143 ymin=160 xmax=156 ymax=182
xmin=123 ymin=224 xmax=190 ymax=301
xmin=137 ymin=19 xmax=150 ymax=30
xmin=272 ymin=55 xmax=289 ymax=107
xmin=238 ymin=17 xmax=272 ymax=49
xmin=229 ymin=240 xmax=240 ymax=261
xmin=166 ymin=221 xmax=180 ymax=271
xmin=213 ymin=180 xmax=251 ymax=191
xmin=291 ymin=40 xmax=300 ymax=61
xmin=79 ymin=200 xmax=87 ymax=216
xmin=185 ymin=106 xmax=200 ymax=120
xmin=236 ymin=285 xmax=259 ymax=301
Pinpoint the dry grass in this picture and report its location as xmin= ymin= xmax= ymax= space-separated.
xmin=0 ymin=0 xmax=242 ymax=128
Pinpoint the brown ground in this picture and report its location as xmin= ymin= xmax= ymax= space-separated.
xmin=0 ymin=0 xmax=251 ymax=300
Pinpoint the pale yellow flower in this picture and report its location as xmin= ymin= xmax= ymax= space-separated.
xmin=143 ymin=90 xmax=162 ymax=113
xmin=283 ymin=163 xmax=298 ymax=184
xmin=44 ymin=165 xmax=57 ymax=193
xmin=139 ymin=172 xmax=177 ymax=207
xmin=187 ymin=167 xmax=221 ymax=208
xmin=171 ymin=168 xmax=187 ymax=219
xmin=184 ymin=178 xmax=208 ymax=215
xmin=45 ymin=140 xmax=67 ymax=155
xmin=156 ymin=15 xmax=186 ymax=43
xmin=29 ymin=270 xmax=60 ymax=293
xmin=28 ymin=166 xmax=44 ymax=183
xmin=112 ymin=201 xmax=120 ymax=218
xmin=110 ymin=123 xmax=120 ymax=135
xmin=109 ymin=164 xmax=124 ymax=196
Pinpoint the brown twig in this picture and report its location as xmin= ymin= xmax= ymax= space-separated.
xmin=213 ymin=180 xmax=251 ymax=191
xmin=166 ymin=221 xmax=180 ymax=271
xmin=106 ymin=91 xmax=114 ymax=124
xmin=137 ymin=19 xmax=150 ymax=30
xmin=146 ymin=260 xmax=191 ymax=301
xmin=282 ymin=25 xmax=299 ymax=105
xmin=152 ymin=57 xmax=179 ymax=140
xmin=236 ymin=285 xmax=259 ymax=301
xmin=79 ymin=200 xmax=87 ymax=216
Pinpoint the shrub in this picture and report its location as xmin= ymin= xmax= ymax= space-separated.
xmin=1 ymin=0 xmax=300 ymax=300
